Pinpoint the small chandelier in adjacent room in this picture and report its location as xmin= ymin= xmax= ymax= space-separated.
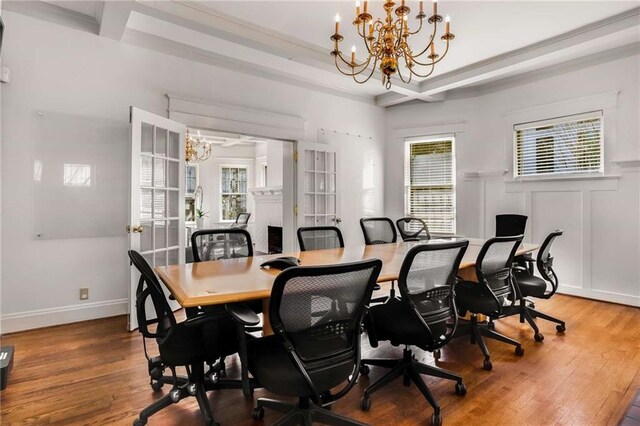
xmin=331 ymin=0 xmax=455 ymax=89
xmin=185 ymin=129 xmax=212 ymax=163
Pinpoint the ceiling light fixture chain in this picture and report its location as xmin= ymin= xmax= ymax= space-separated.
xmin=331 ymin=0 xmax=455 ymax=89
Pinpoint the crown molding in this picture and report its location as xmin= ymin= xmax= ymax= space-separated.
xmin=2 ymin=0 xmax=98 ymax=34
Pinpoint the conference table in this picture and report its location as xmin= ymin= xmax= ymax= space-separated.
xmin=156 ymin=238 xmax=539 ymax=335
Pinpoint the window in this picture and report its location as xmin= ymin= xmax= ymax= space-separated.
xmin=404 ymin=137 xmax=456 ymax=234
xmin=220 ymin=166 xmax=248 ymax=221
xmin=514 ymin=111 xmax=603 ymax=178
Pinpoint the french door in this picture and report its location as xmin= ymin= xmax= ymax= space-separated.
xmin=296 ymin=142 xmax=341 ymax=249
xmin=128 ymin=107 xmax=186 ymax=331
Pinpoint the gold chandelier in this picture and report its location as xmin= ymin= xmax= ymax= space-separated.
xmin=331 ymin=0 xmax=455 ymax=89
xmin=185 ymin=129 xmax=212 ymax=163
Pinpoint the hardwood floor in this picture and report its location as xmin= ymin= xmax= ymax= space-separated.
xmin=1 ymin=295 xmax=639 ymax=425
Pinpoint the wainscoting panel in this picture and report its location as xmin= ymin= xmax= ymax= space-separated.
xmin=531 ymin=190 xmax=584 ymax=289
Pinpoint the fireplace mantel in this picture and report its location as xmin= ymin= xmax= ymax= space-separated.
xmin=250 ymin=187 xmax=283 ymax=253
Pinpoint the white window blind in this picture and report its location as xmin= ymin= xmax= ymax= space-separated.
xmin=404 ymin=137 xmax=456 ymax=234
xmin=514 ymin=111 xmax=603 ymax=178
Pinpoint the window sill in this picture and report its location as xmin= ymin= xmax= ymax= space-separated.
xmin=506 ymin=174 xmax=620 ymax=183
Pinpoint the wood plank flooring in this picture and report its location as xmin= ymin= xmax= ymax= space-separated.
xmin=1 ymin=295 xmax=639 ymax=425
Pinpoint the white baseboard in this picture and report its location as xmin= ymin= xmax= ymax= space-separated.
xmin=1 ymin=299 xmax=128 ymax=334
xmin=557 ymin=286 xmax=640 ymax=307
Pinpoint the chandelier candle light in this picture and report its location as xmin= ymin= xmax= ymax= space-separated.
xmin=185 ymin=129 xmax=212 ymax=163
xmin=331 ymin=0 xmax=455 ymax=89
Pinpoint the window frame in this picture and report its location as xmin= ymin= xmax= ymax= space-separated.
xmin=219 ymin=164 xmax=249 ymax=223
xmin=512 ymin=110 xmax=604 ymax=180
xmin=403 ymin=135 xmax=457 ymax=235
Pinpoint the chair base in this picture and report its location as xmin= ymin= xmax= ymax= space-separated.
xmin=454 ymin=314 xmax=523 ymax=370
xmin=253 ymin=397 xmax=367 ymax=426
xmin=500 ymin=298 xmax=566 ymax=341
xmin=361 ymin=347 xmax=465 ymax=423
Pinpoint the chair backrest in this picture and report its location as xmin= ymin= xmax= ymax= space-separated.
xmin=475 ymin=235 xmax=523 ymax=305
xmin=127 ymin=250 xmax=176 ymax=340
xmin=495 ymin=214 xmax=528 ymax=237
xmin=397 ymin=240 xmax=469 ymax=348
xmin=396 ymin=217 xmax=431 ymax=241
xmin=235 ymin=212 xmax=251 ymax=226
xmin=536 ymin=230 xmax=563 ymax=294
xmin=269 ymin=259 xmax=382 ymax=398
xmin=191 ymin=229 xmax=253 ymax=262
xmin=297 ymin=226 xmax=345 ymax=251
xmin=360 ymin=217 xmax=397 ymax=245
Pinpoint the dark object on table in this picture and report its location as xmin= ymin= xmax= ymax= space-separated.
xmin=260 ymin=256 xmax=300 ymax=270
xmin=0 ymin=345 xmax=14 ymax=391
xmin=248 ymin=259 xmax=382 ymax=425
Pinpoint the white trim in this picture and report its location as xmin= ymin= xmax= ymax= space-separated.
xmin=557 ymin=286 xmax=639 ymax=308
xmin=1 ymin=299 xmax=128 ymax=334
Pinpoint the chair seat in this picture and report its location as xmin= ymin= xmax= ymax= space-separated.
xmin=247 ymin=335 xmax=352 ymax=397
xmin=454 ymin=281 xmax=500 ymax=315
xmin=514 ymin=271 xmax=548 ymax=298
xmin=370 ymin=299 xmax=445 ymax=349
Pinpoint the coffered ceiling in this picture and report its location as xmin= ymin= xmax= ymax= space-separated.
xmin=5 ymin=1 xmax=640 ymax=106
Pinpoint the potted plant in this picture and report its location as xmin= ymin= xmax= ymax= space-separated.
xmin=195 ymin=209 xmax=208 ymax=229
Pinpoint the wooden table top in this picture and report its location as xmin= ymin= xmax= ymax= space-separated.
xmin=155 ymin=238 xmax=539 ymax=308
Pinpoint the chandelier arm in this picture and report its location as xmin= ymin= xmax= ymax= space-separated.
xmin=407 ymin=61 xmax=436 ymax=78
xmin=408 ymin=17 xmax=424 ymax=36
xmin=352 ymin=57 xmax=378 ymax=84
xmin=334 ymin=54 xmax=373 ymax=77
xmin=335 ymin=49 xmax=373 ymax=70
xmin=429 ymin=42 xmax=451 ymax=65
xmin=412 ymin=21 xmax=438 ymax=58
xmin=358 ymin=25 xmax=376 ymax=57
xmin=396 ymin=59 xmax=413 ymax=85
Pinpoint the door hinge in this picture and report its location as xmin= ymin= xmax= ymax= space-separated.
xmin=293 ymin=150 xmax=298 ymax=162
xmin=294 ymin=205 xmax=299 ymax=215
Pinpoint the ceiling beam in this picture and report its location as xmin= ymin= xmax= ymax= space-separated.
xmin=99 ymin=1 xmax=133 ymax=41
xmin=416 ymin=7 xmax=640 ymax=98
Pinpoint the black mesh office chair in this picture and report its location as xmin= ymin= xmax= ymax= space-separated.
xmin=396 ymin=217 xmax=431 ymax=241
xmin=496 ymin=214 xmax=528 ymax=237
xmin=192 ymin=228 xmax=253 ymax=261
xmin=360 ymin=218 xmax=396 ymax=299
xmin=191 ymin=229 xmax=262 ymax=366
xmin=502 ymin=230 xmax=566 ymax=341
xmin=297 ymin=226 xmax=345 ymax=251
xmin=360 ymin=217 xmax=397 ymax=245
xmin=360 ymin=241 xmax=469 ymax=426
xmin=232 ymin=212 xmax=251 ymax=229
xmin=454 ymin=236 xmax=525 ymax=371
xmin=248 ymin=259 xmax=382 ymax=426
xmin=128 ymin=251 xmax=258 ymax=426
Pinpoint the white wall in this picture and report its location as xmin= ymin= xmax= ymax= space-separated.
xmin=0 ymin=11 xmax=386 ymax=332
xmin=385 ymin=52 xmax=640 ymax=306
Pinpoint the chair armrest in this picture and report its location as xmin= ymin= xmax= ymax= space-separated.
xmin=226 ymin=303 xmax=260 ymax=326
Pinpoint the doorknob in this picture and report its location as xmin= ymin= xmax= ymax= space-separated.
xmin=126 ymin=225 xmax=144 ymax=233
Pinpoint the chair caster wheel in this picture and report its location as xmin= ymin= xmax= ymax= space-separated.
xmin=360 ymin=396 xmax=371 ymax=412
xmin=483 ymin=359 xmax=493 ymax=371
xmin=455 ymin=382 xmax=467 ymax=396
xmin=359 ymin=364 xmax=370 ymax=375
xmin=252 ymin=406 xmax=265 ymax=420
xmin=515 ymin=346 xmax=525 ymax=356
xmin=431 ymin=413 xmax=442 ymax=426
xmin=133 ymin=418 xmax=146 ymax=426
xmin=487 ymin=321 xmax=495 ymax=330
xmin=433 ymin=350 xmax=441 ymax=361
xmin=556 ymin=324 xmax=566 ymax=333
xmin=170 ymin=388 xmax=181 ymax=402
xmin=534 ymin=333 xmax=544 ymax=342
xmin=150 ymin=381 xmax=164 ymax=392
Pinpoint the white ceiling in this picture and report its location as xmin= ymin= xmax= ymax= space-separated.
xmin=6 ymin=0 xmax=640 ymax=106
xmin=197 ymin=1 xmax=639 ymax=76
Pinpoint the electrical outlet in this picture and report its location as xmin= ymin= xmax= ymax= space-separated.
xmin=79 ymin=288 xmax=89 ymax=300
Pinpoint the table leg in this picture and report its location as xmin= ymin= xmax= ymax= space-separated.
xmin=262 ymin=298 xmax=273 ymax=336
